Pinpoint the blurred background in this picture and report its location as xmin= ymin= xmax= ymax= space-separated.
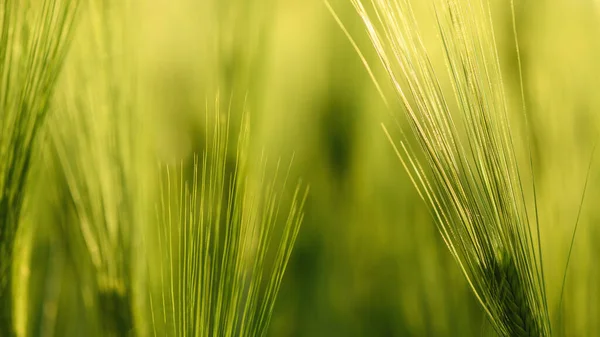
xmin=13 ymin=0 xmax=600 ymax=336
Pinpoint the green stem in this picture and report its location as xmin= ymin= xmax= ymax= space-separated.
xmin=0 ymin=200 xmax=16 ymax=337
xmin=98 ymin=289 xmax=135 ymax=337
xmin=0 ymin=270 xmax=14 ymax=337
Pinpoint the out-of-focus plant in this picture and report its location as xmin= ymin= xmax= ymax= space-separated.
xmin=0 ymin=1 xmax=79 ymax=335
xmin=49 ymin=0 xmax=146 ymax=335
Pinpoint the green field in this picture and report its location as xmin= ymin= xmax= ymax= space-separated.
xmin=1 ymin=0 xmax=600 ymax=336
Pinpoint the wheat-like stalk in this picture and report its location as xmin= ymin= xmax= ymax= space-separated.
xmin=0 ymin=1 xmax=79 ymax=335
xmin=336 ymin=0 xmax=552 ymax=335
xmin=49 ymin=0 xmax=144 ymax=335
xmin=143 ymin=95 xmax=308 ymax=337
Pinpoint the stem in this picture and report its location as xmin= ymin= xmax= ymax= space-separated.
xmin=98 ymin=289 xmax=135 ymax=337
xmin=0 ymin=201 xmax=16 ymax=337
xmin=0 ymin=267 xmax=14 ymax=337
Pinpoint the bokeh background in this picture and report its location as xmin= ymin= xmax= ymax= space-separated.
xmin=13 ymin=0 xmax=600 ymax=336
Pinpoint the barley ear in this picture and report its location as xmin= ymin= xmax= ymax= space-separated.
xmin=342 ymin=0 xmax=553 ymax=335
xmin=49 ymin=0 xmax=143 ymax=334
xmin=145 ymin=96 xmax=308 ymax=337
xmin=0 ymin=1 xmax=79 ymax=335
xmin=488 ymin=252 xmax=541 ymax=337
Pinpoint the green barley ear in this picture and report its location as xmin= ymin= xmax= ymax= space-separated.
xmin=144 ymin=95 xmax=308 ymax=337
xmin=0 ymin=1 xmax=79 ymax=335
xmin=339 ymin=0 xmax=552 ymax=335
xmin=487 ymin=250 xmax=542 ymax=336
xmin=49 ymin=0 xmax=146 ymax=335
